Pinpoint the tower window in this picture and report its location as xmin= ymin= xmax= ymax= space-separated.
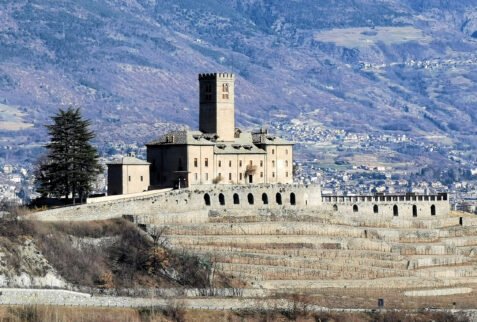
xmin=272 ymin=172 xmax=275 ymax=178
xmin=128 ymin=176 xmax=131 ymax=182
xmin=239 ymin=173 xmax=242 ymax=180
xmin=205 ymin=158 xmax=208 ymax=167
xmin=229 ymin=160 xmax=232 ymax=167
xmin=205 ymin=173 xmax=209 ymax=180
xmin=194 ymin=158 xmax=198 ymax=167
xmin=286 ymin=172 xmax=288 ymax=177
xmin=272 ymin=160 xmax=275 ymax=167
xmin=239 ymin=160 xmax=242 ymax=167
xmin=140 ymin=176 xmax=143 ymax=182
xmin=260 ymin=172 xmax=263 ymax=178
xmin=286 ymin=149 xmax=288 ymax=155
xmin=222 ymin=83 xmax=229 ymax=92
xmin=286 ymin=160 xmax=288 ymax=167
xmin=229 ymin=173 xmax=232 ymax=180
xmin=260 ymin=160 xmax=263 ymax=167
xmin=272 ymin=149 xmax=275 ymax=155
xmin=195 ymin=173 xmax=198 ymax=181
xmin=218 ymin=160 xmax=221 ymax=167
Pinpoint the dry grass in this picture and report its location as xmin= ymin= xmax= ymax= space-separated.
xmin=0 ymin=306 xmax=468 ymax=322
xmin=0 ymin=218 xmax=225 ymax=290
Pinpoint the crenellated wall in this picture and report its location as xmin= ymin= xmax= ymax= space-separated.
xmin=321 ymin=193 xmax=450 ymax=218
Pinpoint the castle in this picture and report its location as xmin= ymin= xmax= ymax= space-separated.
xmin=104 ymin=73 xmax=450 ymax=218
xmin=108 ymin=73 xmax=293 ymax=193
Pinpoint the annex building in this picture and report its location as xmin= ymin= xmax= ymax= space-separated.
xmin=145 ymin=73 xmax=294 ymax=189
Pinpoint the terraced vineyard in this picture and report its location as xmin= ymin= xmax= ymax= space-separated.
xmin=141 ymin=210 xmax=477 ymax=296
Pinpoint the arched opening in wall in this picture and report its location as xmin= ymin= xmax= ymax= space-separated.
xmin=393 ymin=205 xmax=399 ymax=216
xmin=373 ymin=205 xmax=379 ymax=214
xmin=233 ymin=193 xmax=240 ymax=205
xmin=262 ymin=193 xmax=268 ymax=205
xmin=413 ymin=205 xmax=418 ymax=217
xmin=431 ymin=205 xmax=436 ymax=216
xmin=248 ymin=193 xmax=254 ymax=205
xmin=276 ymin=193 xmax=282 ymax=205
xmin=333 ymin=204 xmax=338 ymax=212
xmin=219 ymin=193 xmax=225 ymax=206
xmin=204 ymin=193 xmax=211 ymax=206
xmin=290 ymin=193 xmax=296 ymax=205
xmin=353 ymin=204 xmax=358 ymax=213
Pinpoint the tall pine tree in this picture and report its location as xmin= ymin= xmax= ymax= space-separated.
xmin=35 ymin=107 xmax=103 ymax=204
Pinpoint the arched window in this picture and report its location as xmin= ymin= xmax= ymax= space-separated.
xmin=290 ymin=193 xmax=296 ymax=205
xmin=431 ymin=205 xmax=436 ymax=216
xmin=219 ymin=193 xmax=225 ymax=206
xmin=233 ymin=193 xmax=240 ymax=205
xmin=333 ymin=204 xmax=338 ymax=211
xmin=373 ymin=205 xmax=379 ymax=214
xmin=204 ymin=193 xmax=210 ymax=206
xmin=248 ymin=193 xmax=254 ymax=205
xmin=413 ymin=205 xmax=417 ymax=217
xmin=353 ymin=204 xmax=358 ymax=213
xmin=262 ymin=193 xmax=268 ymax=205
xmin=276 ymin=193 xmax=282 ymax=205
xmin=393 ymin=205 xmax=398 ymax=216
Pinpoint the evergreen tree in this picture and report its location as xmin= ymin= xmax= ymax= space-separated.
xmin=35 ymin=107 xmax=103 ymax=204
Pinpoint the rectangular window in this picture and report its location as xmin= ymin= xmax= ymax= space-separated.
xmin=140 ymin=176 xmax=143 ymax=182
xmin=286 ymin=149 xmax=288 ymax=155
xmin=286 ymin=172 xmax=288 ymax=177
xmin=218 ymin=172 xmax=221 ymax=178
xmin=195 ymin=173 xmax=198 ymax=181
xmin=128 ymin=176 xmax=131 ymax=182
xmin=260 ymin=172 xmax=263 ymax=178
xmin=272 ymin=160 xmax=275 ymax=167
xmin=229 ymin=173 xmax=232 ymax=180
xmin=229 ymin=160 xmax=232 ymax=167
xmin=272 ymin=149 xmax=275 ymax=155
xmin=205 ymin=158 xmax=208 ymax=167
xmin=260 ymin=160 xmax=263 ymax=167
xmin=286 ymin=160 xmax=288 ymax=167
xmin=239 ymin=160 xmax=242 ymax=167
xmin=239 ymin=173 xmax=242 ymax=180
xmin=272 ymin=172 xmax=275 ymax=178
xmin=218 ymin=160 xmax=221 ymax=167
xmin=194 ymin=158 xmax=198 ymax=167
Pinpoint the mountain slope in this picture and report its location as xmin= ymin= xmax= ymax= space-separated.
xmin=0 ymin=0 xmax=476 ymax=169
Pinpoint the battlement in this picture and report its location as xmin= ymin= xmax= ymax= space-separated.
xmin=198 ymin=73 xmax=235 ymax=80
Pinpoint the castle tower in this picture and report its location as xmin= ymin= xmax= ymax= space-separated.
xmin=199 ymin=73 xmax=235 ymax=141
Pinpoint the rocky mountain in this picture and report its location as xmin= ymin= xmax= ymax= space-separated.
xmin=0 ymin=0 xmax=476 ymax=168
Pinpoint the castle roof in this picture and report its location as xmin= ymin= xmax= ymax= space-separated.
xmin=146 ymin=130 xmax=215 ymax=146
xmin=147 ymin=129 xmax=293 ymax=154
xmin=107 ymin=156 xmax=150 ymax=165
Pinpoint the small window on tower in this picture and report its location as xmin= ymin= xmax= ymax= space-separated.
xmin=239 ymin=160 xmax=242 ymax=167
xmin=260 ymin=160 xmax=263 ymax=167
xmin=229 ymin=173 xmax=232 ymax=180
xmin=218 ymin=161 xmax=222 ymax=167
xmin=222 ymin=84 xmax=229 ymax=99
xmin=229 ymin=160 xmax=232 ymax=167
xmin=272 ymin=149 xmax=275 ymax=155
xmin=194 ymin=158 xmax=198 ymax=167
xmin=205 ymin=158 xmax=209 ymax=167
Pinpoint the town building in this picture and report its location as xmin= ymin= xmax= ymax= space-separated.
xmin=146 ymin=73 xmax=294 ymax=189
